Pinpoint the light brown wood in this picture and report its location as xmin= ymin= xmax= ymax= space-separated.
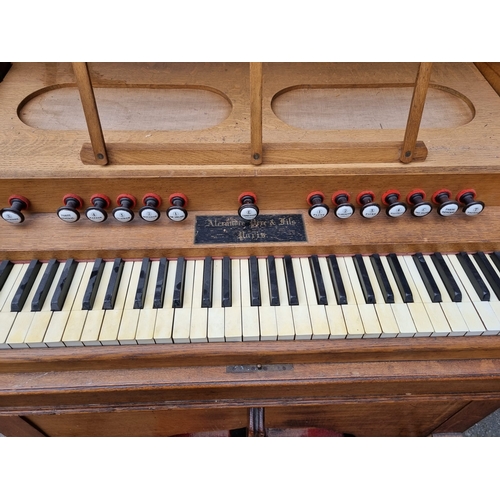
xmin=400 ymin=63 xmax=433 ymax=163
xmin=71 ymin=63 xmax=108 ymax=165
xmin=475 ymin=62 xmax=500 ymax=96
xmin=250 ymin=63 xmax=263 ymax=165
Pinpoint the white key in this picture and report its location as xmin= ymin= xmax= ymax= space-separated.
xmin=115 ymin=261 xmax=144 ymax=345
xmin=336 ymin=257 xmax=364 ymax=338
xmin=343 ymin=257 xmax=381 ymax=338
xmin=135 ymin=260 xmax=160 ymax=344
xmin=258 ymin=258 xmax=278 ymax=341
xmin=300 ymin=257 xmax=330 ymax=340
xmin=403 ymin=256 xmax=455 ymax=336
xmin=318 ymin=257 xmax=347 ymax=340
xmin=25 ymin=264 xmax=66 ymax=347
xmin=208 ymin=259 xmax=225 ymax=342
xmin=291 ymin=257 xmax=312 ymax=340
xmin=99 ymin=261 xmax=134 ymax=345
xmin=225 ymin=258 xmax=242 ymax=342
xmin=446 ymin=254 xmax=500 ymax=335
xmin=43 ymin=262 xmax=87 ymax=347
xmin=6 ymin=263 xmax=47 ymax=348
xmin=274 ymin=257 xmax=295 ymax=340
xmin=154 ymin=259 xmax=177 ymax=344
xmin=190 ymin=259 xmax=208 ymax=343
xmin=379 ymin=256 xmax=419 ymax=337
xmin=172 ymin=260 xmax=195 ymax=343
xmin=0 ymin=264 xmax=27 ymax=347
xmin=63 ymin=261 xmax=96 ymax=346
xmin=81 ymin=261 xmax=114 ymax=346
xmin=363 ymin=256 xmax=399 ymax=337
xmin=240 ymin=258 xmax=260 ymax=341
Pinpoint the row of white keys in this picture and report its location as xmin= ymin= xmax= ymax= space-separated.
xmin=342 ymin=257 xmax=381 ymax=338
xmin=225 ymin=258 xmax=243 ymax=342
xmin=273 ymin=257 xmax=295 ymax=340
xmin=299 ymin=257 xmax=330 ymax=339
xmin=6 ymin=263 xmax=48 ymax=348
xmin=317 ymin=257 xmax=347 ymax=339
xmin=81 ymin=261 xmax=115 ymax=346
xmin=0 ymin=264 xmax=27 ymax=348
xmin=154 ymin=259 xmax=177 ymax=343
xmin=291 ymin=258 xmax=313 ymax=340
xmin=208 ymin=259 xmax=225 ymax=342
xmin=135 ymin=260 xmax=160 ymax=344
xmin=240 ymin=258 xmax=260 ymax=341
xmin=189 ymin=259 xmax=208 ymax=342
xmin=402 ymin=255 xmax=456 ymax=336
xmin=172 ymin=259 xmax=195 ymax=343
xmin=423 ymin=255 xmax=484 ymax=336
xmin=335 ymin=257 xmax=364 ymax=338
xmin=43 ymin=262 xmax=88 ymax=347
xmin=445 ymin=254 xmax=500 ymax=335
xmin=257 ymin=258 xmax=278 ymax=341
xmin=117 ymin=261 xmax=146 ymax=345
xmin=62 ymin=262 xmax=98 ymax=346
xmin=362 ymin=256 xmax=400 ymax=337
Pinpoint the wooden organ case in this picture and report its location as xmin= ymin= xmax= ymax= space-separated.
xmin=1 ymin=62 xmax=500 ymax=437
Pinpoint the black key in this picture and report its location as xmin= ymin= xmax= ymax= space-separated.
xmin=431 ymin=252 xmax=461 ymax=302
xmin=222 ymin=256 xmax=232 ymax=307
xmin=31 ymin=259 xmax=59 ymax=312
xmin=387 ymin=253 xmax=413 ymax=303
xmin=412 ymin=253 xmax=441 ymax=303
xmin=370 ymin=254 xmax=394 ymax=304
xmin=309 ymin=255 xmax=327 ymax=305
xmin=456 ymin=251 xmax=490 ymax=301
xmin=51 ymin=259 xmax=78 ymax=311
xmin=134 ymin=258 xmax=151 ymax=309
xmin=283 ymin=255 xmax=299 ymax=306
xmin=11 ymin=260 xmax=42 ymax=312
xmin=82 ymin=258 xmax=104 ymax=310
xmin=202 ymin=256 xmax=213 ymax=308
xmin=326 ymin=255 xmax=347 ymax=305
xmin=490 ymin=251 xmax=500 ymax=273
xmin=474 ymin=252 xmax=500 ymax=300
xmin=172 ymin=257 xmax=186 ymax=308
xmin=353 ymin=254 xmax=375 ymax=304
xmin=153 ymin=258 xmax=168 ymax=309
xmin=249 ymin=256 xmax=261 ymax=307
xmin=0 ymin=260 xmax=14 ymax=292
xmin=267 ymin=256 xmax=280 ymax=306
xmin=103 ymin=258 xmax=124 ymax=310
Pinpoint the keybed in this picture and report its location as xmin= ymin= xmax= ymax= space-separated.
xmin=2 ymin=252 xmax=500 ymax=348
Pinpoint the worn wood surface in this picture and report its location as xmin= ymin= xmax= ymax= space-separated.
xmin=475 ymin=62 xmax=500 ymax=96
xmin=250 ymin=63 xmax=263 ymax=165
xmin=0 ymin=416 xmax=45 ymax=437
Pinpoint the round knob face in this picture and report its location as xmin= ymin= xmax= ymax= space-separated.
xmin=387 ymin=203 xmax=407 ymax=218
xmin=308 ymin=205 xmax=329 ymax=219
xmin=1 ymin=209 xmax=24 ymax=224
xmin=464 ymin=202 xmax=484 ymax=216
xmin=239 ymin=205 xmax=259 ymax=221
xmin=335 ymin=204 xmax=355 ymax=219
xmin=438 ymin=202 xmax=459 ymax=217
xmin=361 ymin=203 xmax=380 ymax=219
xmin=140 ymin=207 xmax=160 ymax=222
xmin=411 ymin=203 xmax=432 ymax=217
xmin=113 ymin=208 xmax=134 ymax=223
xmin=86 ymin=207 xmax=107 ymax=223
xmin=167 ymin=207 xmax=187 ymax=222
xmin=57 ymin=208 xmax=80 ymax=223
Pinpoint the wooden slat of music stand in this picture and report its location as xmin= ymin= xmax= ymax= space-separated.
xmin=400 ymin=62 xmax=433 ymax=164
xmin=72 ymin=62 xmax=108 ymax=166
xmin=250 ymin=62 xmax=263 ymax=165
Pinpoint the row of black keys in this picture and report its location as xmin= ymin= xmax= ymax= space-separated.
xmin=1 ymin=252 xmax=500 ymax=313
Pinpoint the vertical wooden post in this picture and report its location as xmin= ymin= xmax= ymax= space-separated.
xmin=72 ymin=62 xmax=108 ymax=166
xmin=250 ymin=63 xmax=263 ymax=165
xmin=400 ymin=62 xmax=433 ymax=164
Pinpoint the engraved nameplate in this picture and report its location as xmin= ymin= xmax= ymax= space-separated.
xmin=195 ymin=214 xmax=306 ymax=244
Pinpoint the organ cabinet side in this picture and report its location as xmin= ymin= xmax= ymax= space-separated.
xmin=1 ymin=62 xmax=500 ymax=437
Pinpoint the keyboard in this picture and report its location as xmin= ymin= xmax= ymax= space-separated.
xmin=1 ymin=252 xmax=500 ymax=348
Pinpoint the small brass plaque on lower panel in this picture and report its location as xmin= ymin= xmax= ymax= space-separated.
xmin=227 ymin=364 xmax=294 ymax=373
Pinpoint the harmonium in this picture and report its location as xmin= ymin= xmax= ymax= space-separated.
xmin=1 ymin=61 xmax=500 ymax=437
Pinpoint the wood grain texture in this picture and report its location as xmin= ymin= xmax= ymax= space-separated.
xmin=250 ymin=63 xmax=263 ymax=165
xmin=0 ymin=416 xmax=45 ymax=436
xmin=475 ymin=62 xmax=500 ymax=96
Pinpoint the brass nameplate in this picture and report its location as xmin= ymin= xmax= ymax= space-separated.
xmin=195 ymin=215 xmax=306 ymax=244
